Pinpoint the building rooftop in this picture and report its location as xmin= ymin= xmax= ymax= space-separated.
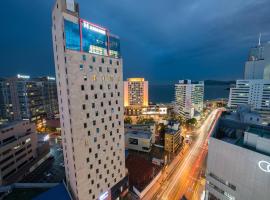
xmin=126 ymin=130 xmax=152 ymax=139
xmin=212 ymin=114 xmax=270 ymax=156
xmin=246 ymin=127 xmax=270 ymax=138
xmin=0 ymin=120 xmax=28 ymax=130
xmin=33 ymin=183 xmax=71 ymax=200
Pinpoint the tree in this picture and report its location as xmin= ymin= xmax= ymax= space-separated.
xmin=124 ymin=117 xmax=132 ymax=124
xmin=185 ymin=118 xmax=197 ymax=128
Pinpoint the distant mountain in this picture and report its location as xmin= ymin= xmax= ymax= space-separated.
xmin=204 ymin=80 xmax=235 ymax=85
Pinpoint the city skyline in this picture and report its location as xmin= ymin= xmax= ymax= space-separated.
xmin=1 ymin=0 xmax=270 ymax=84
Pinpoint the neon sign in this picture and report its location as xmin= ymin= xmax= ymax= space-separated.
xmin=82 ymin=21 xmax=106 ymax=35
xmin=17 ymin=74 xmax=30 ymax=79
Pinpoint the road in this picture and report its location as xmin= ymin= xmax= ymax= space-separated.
xmin=142 ymin=108 xmax=222 ymax=200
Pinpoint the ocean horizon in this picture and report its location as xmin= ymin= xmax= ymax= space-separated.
xmin=149 ymin=84 xmax=230 ymax=104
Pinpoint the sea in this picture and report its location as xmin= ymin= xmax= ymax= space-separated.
xmin=149 ymin=84 xmax=230 ymax=104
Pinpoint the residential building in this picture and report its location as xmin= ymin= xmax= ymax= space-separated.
xmin=228 ymin=79 xmax=270 ymax=124
xmin=0 ymin=75 xmax=58 ymax=122
xmin=244 ymin=41 xmax=270 ymax=80
xmin=52 ymin=0 xmax=127 ymax=199
xmin=0 ymin=120 xmax=37 ymax=185
xmin=6 ymin=75 xmax=45 ymax=122
xmin=125 ymin=130 xmax=152 ymax=153
xmin=206 ymin=112 xmax=270 ymax=200
xmin=175 ymin=80 xmax=204 ymax=119
xmin=0 ymin=78 xmax=13 ymax=121
xmin=34 ymin=76 xmax=59 ymax=119
xmin=124 ymin=78 xmax=148 ymax=115
xmin=164 ymin=129 xmax=181 ymax=153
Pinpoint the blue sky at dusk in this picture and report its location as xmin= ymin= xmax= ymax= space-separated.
xmin=1 ymin=0 xmax=270 ymax=84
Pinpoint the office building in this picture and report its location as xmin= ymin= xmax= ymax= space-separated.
xmin=206 ymin=112 xmax=270 ymax=200
xmin=228 ymin=79 xmax=270 ymax=124
xmin=0 ymin=120 xmax=37 ymax=185
xmin=52 ymin=0 xmax=127 ymax=199
xmin=125 ymin=130 xmax=152 ymax=153
xmin=124 ymin=78 xmax=148 ymax=107
xmin=175 ymin=80 xmax=204 ymax=119
xmin=244 ymin=41 xmax=270 ymax=80
xmin=164 ymin=129 xmax=181 ymax=153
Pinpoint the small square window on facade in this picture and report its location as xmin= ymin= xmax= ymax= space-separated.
xmin=89 ymin=65 xmax=93 ymax=72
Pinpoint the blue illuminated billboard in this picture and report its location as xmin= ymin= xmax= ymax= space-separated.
xmin=64 ymin=18 xmax=121 ymax=58
xmin=64 ymin=19 xmax=80 ymax=51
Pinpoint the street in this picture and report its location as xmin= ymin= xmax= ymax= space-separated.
xmin=142 ymin=108 xmax=222 ymax=200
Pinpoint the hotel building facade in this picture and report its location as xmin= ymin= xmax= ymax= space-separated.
xmin=52 ymin=0 xmax=127 ymax=199
xmin=175 ymin=80 xmax=204 ymax=119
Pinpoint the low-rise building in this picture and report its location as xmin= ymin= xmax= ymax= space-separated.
xmin=164 ymin=129 xmax=181 ymax=153
xmin=125 ymin=130 xmax=152 ymax=153
xmin=0 ymin=120 xmax=37 ymax=185
xmin=125 ymin=123 xmax=156 ymax=143
xmin=206 ymin=112 xmax=270 ymax=200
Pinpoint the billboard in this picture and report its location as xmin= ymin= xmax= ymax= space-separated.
xmin=81 ymin=20 xmax=108 ymax=56
xmin=64 ymin=19 xmax=80 ymax=51
xmin=64 ymin=18 xmax=121 ymax=58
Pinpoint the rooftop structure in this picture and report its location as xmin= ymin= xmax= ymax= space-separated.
xmin=125 ymin=130 xmax=152 ymax=153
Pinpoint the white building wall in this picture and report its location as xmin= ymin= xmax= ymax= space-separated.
xmin=206 ymin=137 xmax=270 ymax=200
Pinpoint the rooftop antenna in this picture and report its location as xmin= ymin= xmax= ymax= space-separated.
xmin=258 ymin=33 xmax=261 ymax=46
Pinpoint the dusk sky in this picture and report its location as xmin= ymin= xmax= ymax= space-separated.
xmin=1 ymin=0 xmax=270 ymax=84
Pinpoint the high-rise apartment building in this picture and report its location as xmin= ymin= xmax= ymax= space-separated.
xmin=244 ymin=42 xmax=270 ymax=80
xmin=175 ymin=80 xmax=204 ymax=119
xmin=228 ymin=79 xmax=270 ymax=124
xmin=206 ymin=112 xmax=270 ymax=200
xmin=52 ymin=0 xmax=127 ymax=199
xmin=124 ymin=78 xmax=148 ymax=107
xmin=34 ymin=77 xmax=59 ymax=119
xmin=4 ymin=75 xmax=45 ymax=122
xmin=0 ymin=75 xmax=58 ymax=122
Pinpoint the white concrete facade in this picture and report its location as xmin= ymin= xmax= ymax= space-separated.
xmin=206 ymin=136 xmax=270 ymax=200
xmin=244 ymin=42 xmax=270 ymax=80
xmin=228 ymin=79 xmax=270 ymax=124
xmin=52 ymin=0 xmax=125 ymax=199
xmin=175 ymin=80 xmax=204 ymax=119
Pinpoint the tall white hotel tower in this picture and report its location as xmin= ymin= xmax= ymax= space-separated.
xmin=52 ymin=0 xmax=127 ymax=200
